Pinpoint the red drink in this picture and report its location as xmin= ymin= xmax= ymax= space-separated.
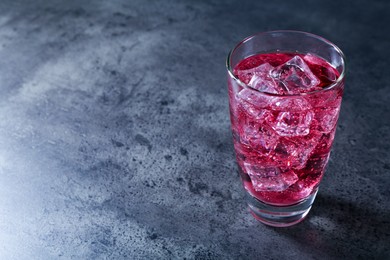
xmin=229 ymin=52 xmax=342 ymax=206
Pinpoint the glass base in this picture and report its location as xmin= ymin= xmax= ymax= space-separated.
xmin=246 ymin=189 xmax=318 ymax=227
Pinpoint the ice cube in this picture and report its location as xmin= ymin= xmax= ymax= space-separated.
xmin=236 ymin=88 xmax=272 ymax=120
xmin=236 ymin=63 xmax=287 ymax=95
xmin=237 ymin=88 xmax=271 ymax=108
xmin=271 ymin=135 xmax=320 ymax=169
xmin=266 ymin=97 xmax=313 ymax=137
xmin=271 ymin=110 xmax=313 ymax=136
xmin=240 ymin=101 xmax=269 ymax=121
xmin=313 ymin=106 xmax=340 ymax=133
xmin=303 ymin=53 xmax=338 ymax=82
xmin=240 ymin=123 xmax=262 ymax=147
xmin=244 ymin=164 xmax=298 ymax=191
xmin=236 ymin=63 xmax=274 ymax=84
xmin=249 ymin=74 xmax=283 ymax=94
xmin=271 ymin=96 xmax=311 ymax=112
xmin=292 ymin=154 xmax=330 ymax=197
xmin=271 ymin=56 xmax=320 ymax=94
xmin=306 ymin=88 xmax=341 ymax=108
xmin=314 ymin=131 xmax=336 ymax=154
xmin=240 ymin=123 xmax=278 ymax=152
xmin=290 ymin=178 xmax=319 ymax=199
xmin=297 ymin=153 xmax=330 ymax=178
xmin=233 ymin=141 xmax=270 ymax=169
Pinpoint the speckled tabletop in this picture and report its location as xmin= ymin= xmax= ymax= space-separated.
xmin=0 ymin=0 xmax=389 ymax=259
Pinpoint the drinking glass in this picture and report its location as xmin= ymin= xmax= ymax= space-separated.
xmin=226 ymin=31 xmax=345 ymax=227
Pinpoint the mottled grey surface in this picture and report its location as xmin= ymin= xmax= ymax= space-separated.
xmin=0 ymin=0 xmax=389 ymax=259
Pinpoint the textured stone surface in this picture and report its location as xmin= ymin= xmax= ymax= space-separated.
xmin=0 ymin=0 xmax=389 ymax=259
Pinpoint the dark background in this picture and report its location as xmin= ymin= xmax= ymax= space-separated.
xmin=0 ymin=0 xmax=389 ymax=259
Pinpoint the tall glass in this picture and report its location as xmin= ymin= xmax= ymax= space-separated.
xmin=226 ymin=31 xmax=345 ymax=227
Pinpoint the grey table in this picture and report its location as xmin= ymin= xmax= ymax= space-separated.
xmin=0 ymin=0 xmax=389 ymax=259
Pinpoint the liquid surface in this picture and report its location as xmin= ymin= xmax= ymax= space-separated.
xmin=229 ymin=52 xmax=343 ymax=205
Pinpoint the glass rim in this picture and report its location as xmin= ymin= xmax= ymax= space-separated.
xmin=226 ymin=30 xmax=346 ymax=97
